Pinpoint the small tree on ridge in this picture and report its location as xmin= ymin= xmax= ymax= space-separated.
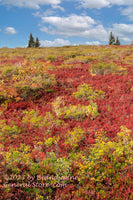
xmin=109 ymin=32 xmax=115 ymax=45
xmin=115 ymin=36 xmax=120 ymax=45
xmin=28 ymin=33 xmax=35 ymax=48
xmin=35 ymin=37 xmax=40 ymax=48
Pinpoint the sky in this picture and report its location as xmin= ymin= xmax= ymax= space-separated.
xmin=0 ymin=0 xmax=133 ymax=48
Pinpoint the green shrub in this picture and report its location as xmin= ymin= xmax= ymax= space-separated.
xmin=65 ymin=126 xmax=85 ymax=149
xmin=73 ymin=83 xmax=105 ymax=101
xmin=1 ymin=68 xmax=14 ymax=77
xmin=52 ymin=97 xmax=99 ymax=121
xmin=89 ymin=62 xmax=124 ymax=75
xmin=0 ymin=120 xmax=22 ymax=143
xmin=46 ymin=55 xmax=57 ymax=62
xmin=0 ymin=63 xmax=56 ymax=102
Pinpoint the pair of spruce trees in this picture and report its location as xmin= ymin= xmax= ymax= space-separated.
xmin=28 ymin=33 xmax=40 ymax=48
xmin=109 ymin=32 xmax=120 ymax=45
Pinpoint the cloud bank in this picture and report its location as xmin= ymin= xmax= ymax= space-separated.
xmin=0 ymin=0 xmax=61 ymax=9
xmin=40 ymin=38 xmax=70 ymax=47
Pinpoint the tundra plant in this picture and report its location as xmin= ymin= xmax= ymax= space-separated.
xmin=73 ymin=83 xmax=105 ymax=101
xmin=52 ymin=96 xmax=99 ymax=121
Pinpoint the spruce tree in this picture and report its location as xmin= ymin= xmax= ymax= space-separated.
xmin=115 ymin=36 xmax=120 ymax=45
xmin=28 ymin=33 xmax=35 ymax=48
xmin=35 ymin=37 xmax=40 ymax=48
xmin=109 ymin=32 xmax=115 ymax=45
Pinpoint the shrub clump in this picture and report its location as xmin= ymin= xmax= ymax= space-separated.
xmin=89 ymin=62 xmax=126 ymax=75
xmin=0 ymin=62 xmax=56 ymax=101
xmin=52 ymin=96 xmax=99 ymax=121
xmin=65 ymin=126 xmax=86 ymax=149
xmin=73 ymin=83 xmax=105 ymax=101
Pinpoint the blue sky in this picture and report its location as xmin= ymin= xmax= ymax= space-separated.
xmin=0 ymin=0 xmax=133 ymax=47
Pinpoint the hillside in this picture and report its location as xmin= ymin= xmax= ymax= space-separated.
xmin=0 ymin=45 xmax=133 ymax=200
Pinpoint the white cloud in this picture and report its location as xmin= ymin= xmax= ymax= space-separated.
xmin=5 ymin=27 xmax=17 ymax=34
xmin=82 ymin=25 xmax=108 ymax=42
xmin=86 ymin=41 xmax=101 ymax=45
xmin=79 ymin=0 xmax=133 ymax=9
xmin=40 ymin=38 xmax=70 ymax=47
xmin=121 ymin=6 xmax=133 ymax=21
xmin=32 ymin=4 xmax=64 ymax=18
xmin=112 ymin=23 xmax=133 ymax=34
xmin=33 ymin=10 xmax=56 ymax=18
xmin=40 ymin=26 xmax=56 ymax=34
xmin=41 ymin=14 xmax=95 ymax=29
xmin=41 ymin=14 xmax=97 ymax=38
xmin=40 ymin=15 xmax=108 ymax=42
xmin=108 ymin=0 xmax=133 ymax=6
xmin=120 ymin=37 xmax=131 ymax=42
xmin=80 ymin=0 xmax=110 ymax=9
xmin=43 ymin=9 xmax=56 ymax=16
xmin=32 ymin=11 xmax=42 ymax=17
xmin=0 ymin=0 xmax=61 ymax=9
xmin=51 ymin=4 xmax=65 ymax=11
xmin=41 ymin=14 xmax=95 ymax=34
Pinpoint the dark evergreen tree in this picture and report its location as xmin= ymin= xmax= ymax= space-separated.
xmin=109 ymin=32 xmax=115 ymax=45
xmin=115 ymin=36 xmax=120 ymax=45
xmin=28 ymin=33 xmax=35 ymax=48
xmin=35 ymin=37 xmax=40 ymax=48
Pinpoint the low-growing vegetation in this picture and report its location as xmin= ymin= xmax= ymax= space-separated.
xmin=0 ymin=45 xmax=133 ymax=199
